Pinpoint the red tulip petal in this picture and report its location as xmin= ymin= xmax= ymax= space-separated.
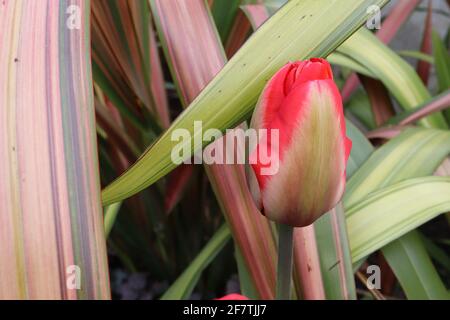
xmin=251 ymin=59 xmax=334 ymax=133
xmin=251 ymin=63 xmax=294 ymax=131
xmin=345 ymin=137 xmax=352 ymax=162
xmin=283 ymin=61 xmax=304 ymax=95
xmin=216 ymin=293 xmax=249 ymax=300
xmin=292 ymin=58 xmax=333 ymax=87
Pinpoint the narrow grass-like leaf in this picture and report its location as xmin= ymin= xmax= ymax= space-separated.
xmin=91 ymin=61 xmax=148 ymax=133
xmin=365 ymin=126 xmax=404 ymax=140
xmin=95 ymin=98 xmax=141 ymax=161
xmin=328 ymin=53 xmax=375 ymax=78
xmin=164 ymin=164 xmax=194 ymax=214
xmin=421 ymin=233 xmax=450 ymax=272
xmin=104 ymin=202 xmax=122 ymax=238
xmin=91 ymin=0 xmax=170 ymax=128
xmin=149 ymin=23 xmax=171 ymax=127
xmin=161 ymin=224 xmax=231 ymax=300
xmin=359 ymin=75 xmax=394 ymax=126
xmin=382 ymin=231 xmax=448 ymax=299
xmin=347 ymin=177 xmax=450 ymax=263
xmin=225 ymin=9 xmax=251 ymax=58
xmin=0 ymin=0 xmax=110 ymax=299
xmin=387 ymin=90 xmax=450 ymax=126
xmin=398 ymin=50 xmax=435 ymax=64
xmin=235 ymin=248 xmax=259 ymax=299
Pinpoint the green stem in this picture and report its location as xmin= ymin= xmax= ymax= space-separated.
xmin=276 ymin=223 xmax=294 ymax=300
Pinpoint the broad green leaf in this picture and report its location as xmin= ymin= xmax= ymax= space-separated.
xmin=382 ymin=231 xmax=449 ymax=300
xmin=398 ymin=50 xmax=434 ymax=64
xmin=338 ymin=28 xmax=448 ymax=129
xmin=161 ymin=225 xmax=231 ymax=300
xmin=328 ymin=53 xmax=375 ymax=78
xmin=345 ymin=128 xmax=450 ymax=208
xmin=387 ymin=90 xmax=450 ymax=126
xmin=421 ymin=233 xmax=450 ymax=272
xmin=104 ymin=202 xmax=122 ymax=238
xmin=347 ymin=177 xmax=450 ymax=263
xmin=102 ymin=0 xmax=389 ymax=205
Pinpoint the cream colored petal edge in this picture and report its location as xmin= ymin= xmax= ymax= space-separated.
xmin=262 ymin=82 xmax=346 ymax=227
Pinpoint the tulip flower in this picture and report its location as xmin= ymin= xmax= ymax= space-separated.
xmin=249 ymin=58 xmax=352 ymax=228
xmin=248 ymin=58 xmax=352 ymax=299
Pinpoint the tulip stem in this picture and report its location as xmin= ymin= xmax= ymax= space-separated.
xmin=276 ymin=223 xmax=294 ymax=300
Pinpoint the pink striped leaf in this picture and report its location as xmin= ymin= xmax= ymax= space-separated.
xmin=91 ymin=0 xmax=170 ymax=129
xmin=359 ymin=75 xmax=395 ymax=126
xmin=417 ymin=1 xmax=433 ymax=85
xmin=0 ymin=0 xmax=110 ymax=299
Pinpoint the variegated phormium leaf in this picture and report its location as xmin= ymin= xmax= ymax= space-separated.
xmin=0 ymin=0 xmax=110 ymax=299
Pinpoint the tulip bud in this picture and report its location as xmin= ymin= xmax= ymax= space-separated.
xmin=248 ymin=58 xmax=352 ymax=227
